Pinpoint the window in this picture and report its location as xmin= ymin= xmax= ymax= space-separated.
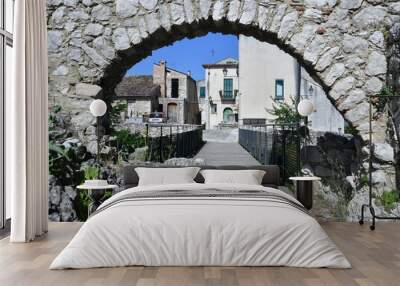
xmin=223 ymin=78 xmax=233 ymax=98
xmin=171 ymin=78 xmax=179 ymax=98
xmin=275 ymin=79 xmax=284 ymax=100
xmin=199 ymin=86 xmax=205 ymax=98
xmin=211 ymin=103 xmax=217 ymax=114
xmin=1 ymin=0 xmax=14 ymax=231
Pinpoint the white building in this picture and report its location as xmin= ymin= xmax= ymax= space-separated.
xmin=238 ymin=35 xmax=344 ymax=132
xmin=202 ymin=58 xmax=240 ymax=129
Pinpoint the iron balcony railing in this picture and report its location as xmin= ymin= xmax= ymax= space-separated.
xmin=219 ymin=90 xmax=239 ymax=102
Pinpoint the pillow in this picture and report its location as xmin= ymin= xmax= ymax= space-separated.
xmin=135 ymin=167 xmax=201 ymax=186
xmin=200 ymin=169 xmax=266 ymax=185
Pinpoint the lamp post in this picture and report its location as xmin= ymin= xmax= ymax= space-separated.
xmin=89 ymin=99 xmax=107 ymax=165
xmin=297 ymin=98 xmax=314 ymax=173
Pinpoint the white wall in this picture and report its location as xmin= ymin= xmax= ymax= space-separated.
xmin=197 ymin=80 xmax=208 ymax=126
xmin=239 ymin=35 xmax=344 ymax=132
xmin=239 ymin=35 xmax=297 ymax=123
xmin=301 ymin=69 xmax=345 ymax=133
xmin=205 ymin=64 xmax=239 ymax=129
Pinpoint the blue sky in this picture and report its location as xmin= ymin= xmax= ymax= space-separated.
xmin=126 ymin=33 xmax=238 ymax=81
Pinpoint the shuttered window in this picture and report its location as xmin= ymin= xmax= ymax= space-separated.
xmin=199 ymin=86 xmax=205 ymax=98
xmin=223 ymin=79 xmax=233 ymax=98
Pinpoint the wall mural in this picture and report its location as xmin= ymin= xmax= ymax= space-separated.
xmin=47 ymin=0 xmax=400 ymax=222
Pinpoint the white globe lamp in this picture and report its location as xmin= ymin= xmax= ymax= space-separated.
xmin=89 ymin=99 xmax=107 ymax=167
xmin=90 ymin=99 xmax=107 ymax=117
xmin=297 ymin=99 xmax=314 ymax=117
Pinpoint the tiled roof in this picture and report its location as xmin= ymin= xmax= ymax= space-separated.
xmin=115 ymin=76 xmax=160 ymax=98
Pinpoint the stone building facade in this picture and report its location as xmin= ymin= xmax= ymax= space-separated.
xmin=47 ymin=0 xmax=400 ymax=220
xmin=114 ymin=75 xmax=160 ymax=121
xmin=153 ymin=60 xmax=200 ymax=124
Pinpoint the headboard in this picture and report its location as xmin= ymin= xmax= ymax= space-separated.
xmin=122 ymin=165 xmax=280 ymax=189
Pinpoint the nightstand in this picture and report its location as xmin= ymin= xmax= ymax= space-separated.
xmin=289 ymin=177 xmax=321 ymax=210
xmin=77 ymin=184 xmax=117 ymax=216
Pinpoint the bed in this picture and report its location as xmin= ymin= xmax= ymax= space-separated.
xmin=50 ymin=165 xmax=351 ymax=269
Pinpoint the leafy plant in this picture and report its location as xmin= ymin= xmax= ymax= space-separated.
xmin=74 ymin=191 xmax=91 ymax=222
xmin=359 ymin=174 xmax=369 ymax=188
xmin=377 ymin=190 xmax=400 ymax=212
xmin=49 ymin=105 xmax=62 ymax=127
xmin=112 ymin=129 xmax=146 ymax=160
xmin=49 ymin=143 xmax=87 ymax=186
xmin=268 ymin=97 xmax=301 ymax=125
xmin=371 ymin=85 xmax=394 ymax=112
xmin=110 ymin=102 xmax=128 ymax=126
xmin=344 ymin=124 xmax=359 ymax=136
xmin=84 ymin=166 xmax=100 ymax=180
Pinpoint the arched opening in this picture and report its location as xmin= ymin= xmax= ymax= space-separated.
xmin=223 ymin=107 xmax=234 ymax=124
xmin=100 ymin=20 xmax=330 ymax=107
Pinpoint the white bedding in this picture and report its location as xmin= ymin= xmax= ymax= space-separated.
xmin=50 ymin=183 xmax=351 ymax=269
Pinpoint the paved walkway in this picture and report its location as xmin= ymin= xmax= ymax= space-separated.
xmin=202 ymin=128 xmax=238 ymax=143
xmin=195 ymin=142 xmax=260 ymax=166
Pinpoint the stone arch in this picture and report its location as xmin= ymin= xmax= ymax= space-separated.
xmin=47 ymin=0 xmax=399 ymax=144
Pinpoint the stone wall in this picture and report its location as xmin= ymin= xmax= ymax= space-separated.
xmin=388 ymin=21 xmax=400 ymax=179
xmin=47 ymin=0 xmax=400 ymax=220
xmin=303 ymin=132 xmax=399 ymax=221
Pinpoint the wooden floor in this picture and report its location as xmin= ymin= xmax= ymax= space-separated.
xmin=0 ymin=222 xmax=399 ymax=286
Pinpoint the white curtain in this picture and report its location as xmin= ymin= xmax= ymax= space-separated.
xmin=8 ymin=0 xmax=49 ymax=242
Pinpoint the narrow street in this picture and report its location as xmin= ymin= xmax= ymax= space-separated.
xmin=194 ymin=128 xmax=260 ymax=166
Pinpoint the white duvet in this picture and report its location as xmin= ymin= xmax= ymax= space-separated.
xmin=50 ymin=183 xmax=351 ymax=269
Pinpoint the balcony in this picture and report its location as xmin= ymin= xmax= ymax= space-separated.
xmin=219 ymin=89 xmax=238 ymax=103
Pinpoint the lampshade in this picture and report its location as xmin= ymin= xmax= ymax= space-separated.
xmin=90 ymin=99 xmax=107 ymax=117
xmin=297 ymin=99 xmax=314 ymax=117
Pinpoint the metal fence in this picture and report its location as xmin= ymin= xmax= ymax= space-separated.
xmin=239 ymin=124 xmax=300 ymax=183
xmin=145 ymin=124 xmax=205 ymax=162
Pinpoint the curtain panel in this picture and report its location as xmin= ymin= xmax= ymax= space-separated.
xmin=8 ymin=0 xmax=48 ymax=242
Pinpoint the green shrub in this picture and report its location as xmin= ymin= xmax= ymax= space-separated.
xmin=49 ymin=143 xmax=87 ymax=186
xmin=377 ymin=190 xmax=400 ymax=212
xmin=110 ymin=102 xmax=128 ymax=126
xmin=268 ymin=97 xmax=301 ymax=125
xmin=344 ymin=124 xmax=359 ymax=136
xmin=359 ymin=175 xmax=369 ymax=188
xmin=112 ymin=129 xmax=146 ymax=160
xmin=74 ymin=191 xmax=91 ymax=222
xmin=372 ymin=85 xmax=398 ymax=113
